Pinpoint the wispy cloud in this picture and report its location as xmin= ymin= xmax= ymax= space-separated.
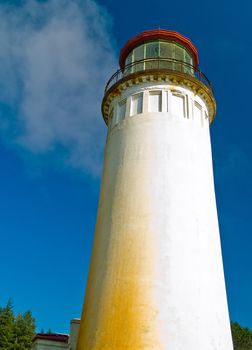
xmin=0 ymin=0 xmax=117 ymax=176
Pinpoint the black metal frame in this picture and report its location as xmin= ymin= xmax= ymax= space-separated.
xmin=104 ymin=58 xmax=213 ymax=93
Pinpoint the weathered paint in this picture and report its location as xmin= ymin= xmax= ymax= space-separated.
xmin=77 ymin=82 xmax=233 ymax=350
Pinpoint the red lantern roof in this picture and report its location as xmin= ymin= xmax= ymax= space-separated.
xmin=119 ymin=29 xmax=199 ymax=68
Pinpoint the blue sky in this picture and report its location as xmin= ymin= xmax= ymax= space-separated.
xmin=0 ymin=0 xmax=251 ymax=334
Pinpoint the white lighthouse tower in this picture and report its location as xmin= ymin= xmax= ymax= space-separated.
xmin=77 ymin=29 xmax=233 ymax=350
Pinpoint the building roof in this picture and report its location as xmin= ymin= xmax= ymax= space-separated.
xmin=33 ymin=333 xmax=69 ymax=343
xmin=119 ymin=29 xmax=199 ymax=68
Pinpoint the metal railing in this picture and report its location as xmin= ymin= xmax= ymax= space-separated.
xmin=104 ymin=57 xmax=213 ymax=93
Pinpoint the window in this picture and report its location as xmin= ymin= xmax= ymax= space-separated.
xmin=171 ymin=92 xmax=185 ymax=118
xmin=108 ymin=108 xmax=114 ymax=127
xmin=131 ymin=93 xmax=143 ymax=116
xmin=149 ymin=91 xmax=162 ymax=112
xmin=194 ymin=101 xmax=203 ymax=123
xmin=117 ymin=99 xmax=126 ymax=123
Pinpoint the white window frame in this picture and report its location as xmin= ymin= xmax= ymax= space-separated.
xmin=130 ymin=93 xmax=143 ymax=116
xmin=148 ymin=90 xmax=162 ymax=112
xmin=117 ymin=99 xmax=127 ymax=123
xmin=171 ymin=91 xmax=188 ymax=118
xmin=194 ymin=101 xmax=203 ymax=125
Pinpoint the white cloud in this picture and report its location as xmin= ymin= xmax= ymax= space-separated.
xmin=0 ymin=0 xmax=117 ymax=176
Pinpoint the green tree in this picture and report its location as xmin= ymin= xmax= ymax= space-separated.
xmin=0 ymin=300 xmax=36 ymax=350
xmin=13 ymin=311 xmax=36 ymax=350
xmin=0 ymin=299 xmax=15 ymax=349
xmin=231 ymin=322 xmax=252 ymax=350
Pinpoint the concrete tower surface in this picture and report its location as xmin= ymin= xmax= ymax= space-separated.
xmin=77 ymin=29 xmax=233 ymax=350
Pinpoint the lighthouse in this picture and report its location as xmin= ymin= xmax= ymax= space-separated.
xmin=77 ymin=29 xmax=233 ymax=350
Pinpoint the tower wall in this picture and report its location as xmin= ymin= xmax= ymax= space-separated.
xmin=77 ymin=83 xmax=233 ymax=350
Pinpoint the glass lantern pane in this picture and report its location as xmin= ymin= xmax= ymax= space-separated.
xmin=134 ymin=44 xmax=145 ymax=61
xmin=184 ymin=51 xmax=194 ymax=75
xmin=184 ymin=51 xmax=193 ymax=65
xmin=145 ymin=42 xmax=159 ymax=70
xmin=174 ymin=44 xmax=184 ymax=72
xmin=159 ymin=41 xmax=174 ymax=69
xmin=124 ymin=52 xmax=133 ymax=75
xmin=174 ymin=45 xmax=184 ymax=61
xmin=159 ymin=41 xmax=173 ymax=58
xmin=133 ymin=44 xmax=144 ymax=72
xmin=159 ymin=42 xmax=174 ymax=69
xmin=146 ymin=42 xmax=159 ymax=58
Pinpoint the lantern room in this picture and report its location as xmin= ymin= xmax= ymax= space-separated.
xmin=119 ymin=29 xmax=199 ymax=75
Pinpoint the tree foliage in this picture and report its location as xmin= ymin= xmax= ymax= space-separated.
xmin=231 ymin=322 xmax=252 ymax=350
xmin=0 ymin=300 xmax=15 ymax=349
xmin=0 ymin=300 xmax=36 ymax=350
